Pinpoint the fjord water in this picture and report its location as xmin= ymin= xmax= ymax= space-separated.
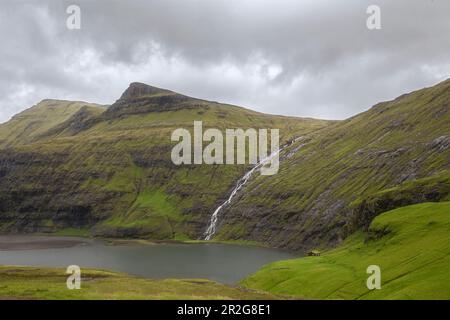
xmin=0 ymin=236 xmax=295 ymax=284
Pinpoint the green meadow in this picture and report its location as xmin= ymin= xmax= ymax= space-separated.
xmin=0 ymin=266 xmax=277 ymax=300
xmin=242 ymin=202 xmax=450 ymax=300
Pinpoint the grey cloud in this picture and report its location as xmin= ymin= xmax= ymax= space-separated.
xmin=0 ymin=0 xmax=449 ymax=122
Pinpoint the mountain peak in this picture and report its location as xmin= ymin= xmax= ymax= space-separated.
xmin=120 ymin=82 xmax=172 ymax=100
xmin=103 ymin=82 xmax=188 ymax=119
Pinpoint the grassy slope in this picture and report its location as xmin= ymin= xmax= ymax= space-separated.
xmin=0 ymin=266 xmax=277 ymax=300
xmin=0 ymin=99 xmax=106 ymax=148
xmin=242 ymin=202 xmax=450 ymax=300
xmin=216 ymin=78 xmax=450 ymax=250
xmin=0 ymin=83 xmax=330 ymax=241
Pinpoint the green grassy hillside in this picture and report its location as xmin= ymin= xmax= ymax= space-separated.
xmin=215 ymin=79 xmax=450 ymax=250
xmin=0 ymin=266 xmax=277 ymax=300
xmin=242 ymin=202 xmax=450 ymax=300
xmin=0 ymin=100 xmax=106 ymax=148
xmin=0 ymin=82 xmax=329 ymax=240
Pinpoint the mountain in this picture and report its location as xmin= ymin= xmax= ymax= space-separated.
xmin=213 ymin=78 xmax=450 ymax=250
xmin=0 ymin=83 xmax=329 ymax=239
xmin=0 ymin=79 xmax=448 ymax=252
xmin=0 ymin=100 xmax=106 ymax=148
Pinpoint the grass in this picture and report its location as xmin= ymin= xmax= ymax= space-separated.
xmin=0 ymin=266 xmax=278 ymax=300
xmin=241 ymin=202 xmax=450 ymax=300
xmin=99 ymin=188 xmax=187 ymax=239
xmin=0 ymin=100 xmax=105 ymax=148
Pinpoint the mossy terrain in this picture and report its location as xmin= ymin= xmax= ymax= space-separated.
xmin=0 ymin=100 xmax=106 ymax=148
xmin=216 ymin=79 xmax=450 ymax=250
xmin=0 ymin=266 xmax=278 ymax=300
xmin=0 ymin=83 xmax=329 ymax=241
xmin=242 ymin=202 xmax=450 ymax=300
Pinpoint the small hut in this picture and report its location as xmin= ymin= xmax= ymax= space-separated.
xmin=307 ymin=250 xmax=321 ymax=257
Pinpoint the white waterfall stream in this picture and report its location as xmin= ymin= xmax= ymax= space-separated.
xmin=203 ymin=147 xmax=284 ymax=240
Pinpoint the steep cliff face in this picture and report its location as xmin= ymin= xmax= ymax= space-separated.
xmin=0 ymin=83 xmax=329 ymax=240
xmin=213 ymin=79 xmax=450 ymax=251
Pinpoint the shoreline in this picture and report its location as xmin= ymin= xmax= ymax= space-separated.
xmin=0 ymin=235 xmax=94 ymax=251
xmin=0 ymin=233 xmax=299 ymax=256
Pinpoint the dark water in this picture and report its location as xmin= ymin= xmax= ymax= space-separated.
xmin=0 ymin=236 xmax=295 ymax=284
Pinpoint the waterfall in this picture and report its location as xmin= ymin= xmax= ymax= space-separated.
xmin=203 ymin=147 xmax=284 ymax=241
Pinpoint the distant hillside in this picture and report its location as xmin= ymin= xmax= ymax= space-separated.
xmin=0 ymin=100 xmax=106 ymax=148
xmin=0 ymin=82 xmax=329 ymax=239
xmin=214 ymin=78 xmax=450 ymax=250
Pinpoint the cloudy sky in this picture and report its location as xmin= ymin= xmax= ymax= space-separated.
xmin=0 ymin=0 xmax=449 ymax=122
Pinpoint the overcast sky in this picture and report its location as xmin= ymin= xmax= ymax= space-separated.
xmin=0 ymin=0 xmax=449 ymax=122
